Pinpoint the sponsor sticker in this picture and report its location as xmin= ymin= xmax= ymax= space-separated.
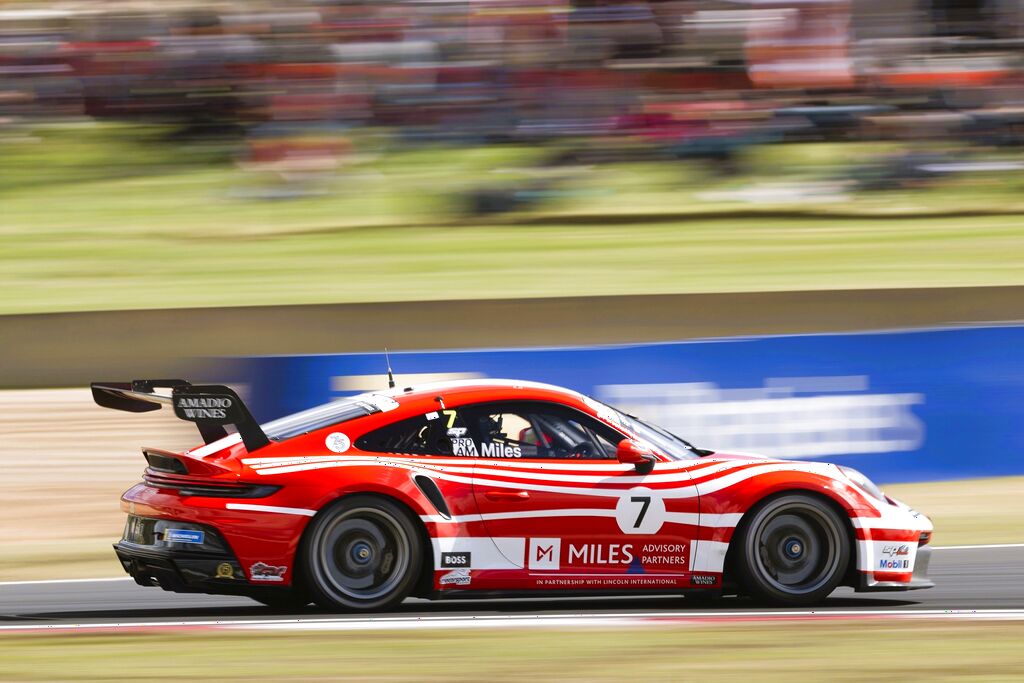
xmin=525 ymin=538 xmax=689 ymax=572
xmin=163 ymin=528 xmax=204 ymax=544
xmin=215 ymin=563 xmax=235 ymax=579
xmin=528 ymin=538 xmax=561 ymax=570
xmin=325 ymin=432 xmax=351 ymax=453
xmin=173 ymin=394 xmax=238 ymax=422
xmin=439 ymin=568 xmax=471 ymax=586
xmin=250 ymin=562 xmax=287 ymax=582
xmin=452 ymin=438 xmax=478 ymax=456
xmin=870 ymin=539 xmax=917 ymax=573
xmin=535 ymin=576 xmax=681 ymax=588
xmin=480 ymin=442 xmax=522 ymax=458
xmin=426 ymin=411 xmax=440 ymax=421
xmin=691 ymin=574 xmax=717 ymax=586
xmin=364 ymin=394 xmax=401 ymax=413
xmin=561 ymin=542 xmax=688 ymax=568
xmin=879 ymin=558 xmax=912 ymax=570
xmin=441 ymin=551 xmax=472 ymax=568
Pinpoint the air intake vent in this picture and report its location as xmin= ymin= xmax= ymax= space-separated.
xmin=413 ymin=475 xmax=451 ymax=519
xmin=143 ymin=450 xmax=188 ymax=474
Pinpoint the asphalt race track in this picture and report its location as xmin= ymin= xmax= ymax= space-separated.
xmin=1 ymin=545 xmax=1021 ymax=630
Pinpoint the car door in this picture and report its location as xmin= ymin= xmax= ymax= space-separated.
xmin=464 ymin=400 xmax=698 ymax=591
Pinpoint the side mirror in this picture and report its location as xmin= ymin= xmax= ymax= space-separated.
xmin=616 ymin=439 xmax=656 ymax=475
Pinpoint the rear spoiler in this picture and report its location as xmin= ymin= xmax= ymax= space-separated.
xmin=90 ymin=379 xmax=270 ymax=452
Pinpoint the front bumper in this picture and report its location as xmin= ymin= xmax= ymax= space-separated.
xmin=858 ymin=544 xmax=934 ymax=592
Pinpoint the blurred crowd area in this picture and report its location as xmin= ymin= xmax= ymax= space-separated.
xmin=2 ymin=0 xmax=1023 ymax=201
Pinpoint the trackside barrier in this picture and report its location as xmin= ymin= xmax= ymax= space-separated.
xmin=234 ymin=324 xmax=1024 ymax=484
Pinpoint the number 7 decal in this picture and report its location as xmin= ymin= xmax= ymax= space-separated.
xmin=630 ymin=496 xmax=651 ymax=528
xmin=615 ymin=487 xmax=666 ymax=534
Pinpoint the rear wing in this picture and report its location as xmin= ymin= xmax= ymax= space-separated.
xmin=90 ymin=379 xmax=270 ymax=452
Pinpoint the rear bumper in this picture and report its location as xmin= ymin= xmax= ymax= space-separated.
xmin=857 ymin=544 xmax=934 ymax=592
xmin=114 ymin=542 xmax=253 ymax=595
xmin=114 ymin=514 xmax=291 ymax=599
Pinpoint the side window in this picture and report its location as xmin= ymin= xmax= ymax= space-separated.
xmin=466 ymin=401 xmax=622 ymax=460
xmin=356 ymin=409 xmax=470 ymax=456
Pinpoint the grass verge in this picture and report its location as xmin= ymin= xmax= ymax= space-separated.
xmin=885 ymin=476 xmax=1024 ymax=547
xmin=2 ymin=122 xmax=1023 ymax=314
xmin=1 ymin=621 xmax=1023 ymax=681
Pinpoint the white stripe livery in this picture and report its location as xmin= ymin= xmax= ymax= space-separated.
xmin=224 ymin=503 xmax=316 ymax=517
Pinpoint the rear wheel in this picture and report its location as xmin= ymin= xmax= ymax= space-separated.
xmin=301 ymin=495 xmax=423 ymax=612
xmin=734 ymin=494 xmax=850 ymax=605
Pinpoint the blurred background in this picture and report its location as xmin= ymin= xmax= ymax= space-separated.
xmin=1 ymin=0 xmax=1023 ymax=583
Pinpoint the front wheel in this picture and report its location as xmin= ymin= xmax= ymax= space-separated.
xmin=734 ymin=494 xmax=850 ymax=605
xmin=301 ymin=495 xmax=423 ymax=612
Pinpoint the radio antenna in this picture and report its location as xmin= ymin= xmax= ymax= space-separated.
xmin=384 ymin=348 xmax=395 ymax=389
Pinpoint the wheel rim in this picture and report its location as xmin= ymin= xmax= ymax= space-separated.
xmin=750 ymin=502 xmax=842 ymax=596
xmin=315 ymin=507 xmax=411 ymax=602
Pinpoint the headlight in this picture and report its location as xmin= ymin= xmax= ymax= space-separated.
xmin=838 ymin=466 xmax=886 ymax=502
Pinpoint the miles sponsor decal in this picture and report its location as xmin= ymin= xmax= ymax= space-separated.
xmin=529 ymin=538 xmax=561 ymax=570
xmin=535 ymin=576 xmax=682 ymax=588
xmin=567 ymin=543 xmax=688 ymax=567
xmin=529 ymin=539 xmax=689 ymax=570
xmin=480 ymin=442 xmax=522 ymax=458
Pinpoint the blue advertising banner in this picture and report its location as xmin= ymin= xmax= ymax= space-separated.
xmin=236 ymin=325 xmax=1023 ymax=484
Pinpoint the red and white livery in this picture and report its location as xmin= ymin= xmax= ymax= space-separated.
xmin=93 ymin=378 xmax=933 ymax=610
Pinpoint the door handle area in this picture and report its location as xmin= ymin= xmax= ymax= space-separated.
xmin=485 ymin=490 xmax=530 ymax=501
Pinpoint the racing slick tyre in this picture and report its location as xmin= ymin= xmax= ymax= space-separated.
xmin=734 ymin=494 xmax=850 ymax=606
xmin=302 ymin=495 xmax=423 ymax=612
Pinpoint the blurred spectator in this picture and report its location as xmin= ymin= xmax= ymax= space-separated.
xmin=1 ymin=0 xmax=1022 ymax=194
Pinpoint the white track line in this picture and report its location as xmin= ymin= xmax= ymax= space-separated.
xmin=1 ymin=543 xmax=1021 ymax=587
xmin=3 ymin=609 xmax=1024 ymax=633
xmin=931 ymin=543 xmax=1024 ymax=550
xmin=0 ymin=577 xmax=131 ymax=587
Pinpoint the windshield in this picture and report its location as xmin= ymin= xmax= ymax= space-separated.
xmin=262 ymin=393 xmax=398 ymax=441
xmin=585 ymin=396 xmax=707 ymax=460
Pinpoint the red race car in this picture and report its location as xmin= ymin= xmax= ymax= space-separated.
xmin=92 ymin=378 xmax=933 ymax=610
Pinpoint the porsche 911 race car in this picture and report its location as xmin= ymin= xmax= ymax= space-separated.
xmin=92 ymin=377 xmax=933 ymax=610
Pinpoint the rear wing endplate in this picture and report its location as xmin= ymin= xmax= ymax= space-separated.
xmin=91 ymin=379 xmax=270 ymax=452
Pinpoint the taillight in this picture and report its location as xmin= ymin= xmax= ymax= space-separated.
xmin=143 ymin=470 xmax=279 ymax=498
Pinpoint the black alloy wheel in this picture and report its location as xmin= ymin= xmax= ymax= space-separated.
xmin=734 ymin=494 xmax=850 ymax=605
xmin=302 ymin=495 xmax=423 ymax=611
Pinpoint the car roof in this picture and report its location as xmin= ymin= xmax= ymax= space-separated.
xmin=373 ymin=378 xmax=588 ymax=409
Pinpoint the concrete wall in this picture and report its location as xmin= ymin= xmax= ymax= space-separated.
xmin=2 ymin=285 xmax=1022 ymax=388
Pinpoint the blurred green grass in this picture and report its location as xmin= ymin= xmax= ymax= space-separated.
xmin=2 ymin=621 xmax=1023 ymax=681
xmin=2 ymin=122 xmax=1023 ymax=314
